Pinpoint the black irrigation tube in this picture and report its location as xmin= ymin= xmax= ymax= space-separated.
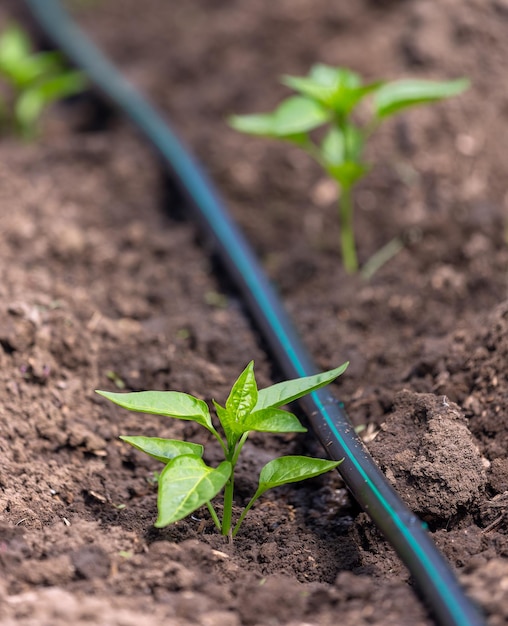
xmin=24 ymin=2 xmax=485 ymax=625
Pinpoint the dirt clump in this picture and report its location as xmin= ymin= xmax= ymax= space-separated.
xmin=370 ymin=390 xmax=487 ymax=522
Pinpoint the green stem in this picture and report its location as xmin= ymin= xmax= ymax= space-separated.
xmin=220 ymin=432 xmax=249 ymax=537
xmin=232 ymin=489 xmax=263 ymax=538
xmin=221 ymin=473 xmax=234 ymax=537
xmin=339 ymin=184 xmax=358 ymax=273
xmin=206 ymin=501 xmax=221 ymax=530
xmin=333 ymin=115 xmax=359 ymax=273
xmin=231 ymin=431 xmax=249 ymax=466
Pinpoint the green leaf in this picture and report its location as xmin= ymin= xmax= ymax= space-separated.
xmin=374 ymin=78 xmax=470 ymax=118
xmin=257 ymin=455 xmax=341 ymax=496
xmin=213 ymin=399 xmax=237 ymax=445
xmin=0 ymin=53 xmax=62 ymax=88
xmin=309 ymin=65 xmax=377 ymax=113
xmin=225 ymin=361 xmax=258 ymax=426
xmin=311 ymin=64 xmax=361 ymax=90
xmin=284 ymin=65 xmax=383 ymax=117
xmin=243 ymin=408 xmax=307 ymax=433
xmin=95 ymin=390 xmax=214 ymax=432
xmin=155 ymin=456 xmax=232 ymax=527
xmin=119 ymin=436 xmax=203 ymax=464
xmin=331 ymin=81 xmax=383 ymax=116
xmin=0 ymin=23 xmax=68 ymax=89
xmin=230 ymin=96 xmax=329 ymax=139
xmin=25 ymin=51 xmax=64 ymax=78
xmin=34 ymin=71 xmax=87 ymax=103
xmin=0 ymin=25 xmax=32 ymax=67
xmin=272 ymin=96 xmax=329 ymax=135
xmin=229 ymin=111 xmax=276 ymax=136
xmin=214 ymin=361 xmax=260 ymax=442
xmin=254 ymin=363 xmax=348 ymax=411
xmin=212 ymin=399 xmax=229 ymax=425
xmin=283 ymin=66 xmax=361 ymax=108
xmin=282 ymin=74 xmax=336 ymax=107
xmin=15 ymin=70 xmax=86 ymax=138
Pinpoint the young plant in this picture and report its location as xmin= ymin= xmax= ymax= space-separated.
xmin=229 ymin=65 xmax=469 ymax=273
xmin=0 ymin=23 xmax=87 ymax=138
xmin=96 ymin=361 xmax=347 ymax=538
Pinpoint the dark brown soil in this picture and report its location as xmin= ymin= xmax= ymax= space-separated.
xmin=1 ymin=1 xmax=507 ymax=624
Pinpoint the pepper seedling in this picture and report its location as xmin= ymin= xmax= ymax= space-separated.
xmin=229 ymin=65 xmax=469 ymax=274
xmin=0 ymin=23 xmax=87 ymax=138
xmin=96 ymin=361 xmax=347 ymax=537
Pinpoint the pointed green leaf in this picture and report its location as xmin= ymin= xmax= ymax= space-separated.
xmin=257 ymin=456 xmax=341 ymax=496
xmin=310 ymin=65 xmax=364 ymax=115
xmin=254 ymin=363 xmax=348 ymax=411
xmin=0 ymin=53 xmax=61 ymax=88
xmin=213 ymin=362 xmax=259 ymax=441
xmin=243 ymin=408 xmax=307 ymax=433
xmin=35 ymin=71 xmax=87 ymax=104
xmin=282 ymin=75 xmax=336 ymax=107
xmin=331 ymin=81 xmax=384 ymax=116
xmin=229 ymin=111 xmax=276 ymax=136
xmin=283 ymin=66 xmax=382 ymax=115
xmin=95 ymin=390 xmax=213 ymax=432
xmin=225 ymin=361 xmax=258 ymax=424
xmin=16 ymin=71 xmax=86 ymax=136
xmin=212 ymin=399 xmax=229 ymax=426
xmin=310 ymin=64 xmax=361 ymax=90
xmin=213 ymin=399 xmax=237 ymax=445
xmin=272 ymin=96 xmax=329 ymax=135
xmin=120 ymin=436 xmax=203 ymax=464
xmin=0 ymin=25 xmax=32 ymax=67
xmin=374 ymin=78 xmax=469 ymax=118
xmin=155 ymin=456 xmax=232 ymax=527
xmin=25 ymin=50 xmax=64 ymax=77
xmin=234 ymin=96 xmax=331 ymax=139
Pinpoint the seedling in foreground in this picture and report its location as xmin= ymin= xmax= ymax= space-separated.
xmin=230 ymin=65 xmax=469 ymax=273
xmin=96 ymin=361 xmax=347 ymax=537
xmin=0 ymin=23 xmax=86 ymax=138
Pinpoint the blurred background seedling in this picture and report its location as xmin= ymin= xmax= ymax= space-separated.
xmin=230 ymin=65 xmax=469 ymax=274
xmin=0 ymin=23 xmax=86 ymax=138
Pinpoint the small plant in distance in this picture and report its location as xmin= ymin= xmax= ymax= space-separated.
xmin=0 ymin=23 xmax=86 ymax=138
xmin=96 ymin=361 xmax=347 ymax=538
xmin=230 ymin=65 xmax=469 ymax=274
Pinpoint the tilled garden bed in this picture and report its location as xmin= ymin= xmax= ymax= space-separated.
xmin=1 ymin=1 xmax=507 ymax=624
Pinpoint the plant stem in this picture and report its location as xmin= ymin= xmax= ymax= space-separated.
xmin=231 ymin=431 xmax=249 ymax=466
xmin=339 ymin=183 xmax=358 ymax=273
xmin=220 ymin=433 xmax=249 ymax=537
xmin=206 ymin=501 xmax=221 ymax=530
xmin=232 ymin=489 xmax=263 ymax=537
xmin=221 ymin=473 xmax=234 ymax=537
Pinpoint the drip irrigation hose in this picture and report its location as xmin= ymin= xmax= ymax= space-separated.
xmin=24 ymin=2 xmax=484 ymax=625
